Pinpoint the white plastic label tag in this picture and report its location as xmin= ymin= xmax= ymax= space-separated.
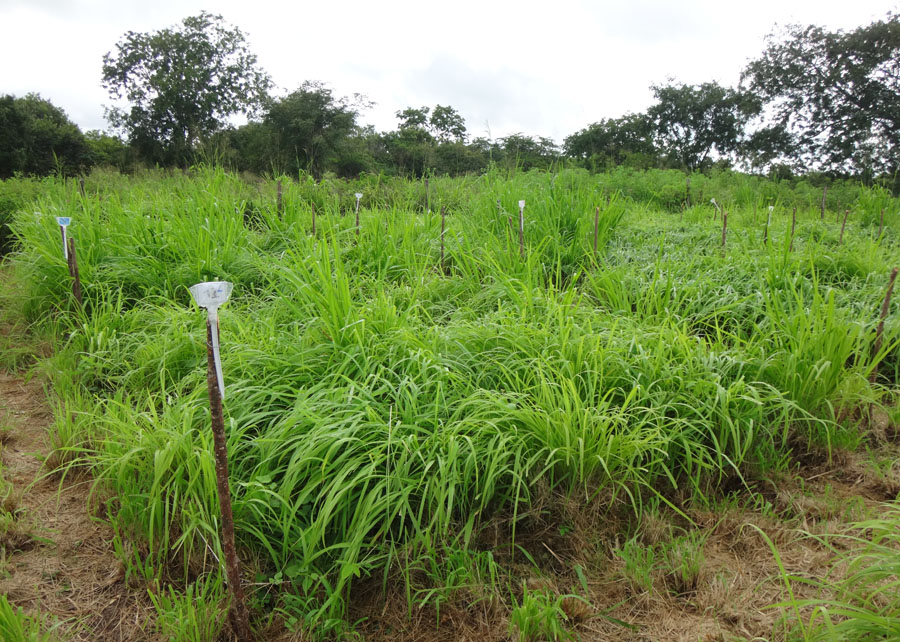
xmin=56 ymin=217 xmax=71 ymax=260
xmin=189 ymin=281 xmax=234 ymax=400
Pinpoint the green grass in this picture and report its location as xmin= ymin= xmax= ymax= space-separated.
xmin=1 ymin=164 xmax=898 ymax=636
xmin=0 ymin=596 xmax=61 ymax=642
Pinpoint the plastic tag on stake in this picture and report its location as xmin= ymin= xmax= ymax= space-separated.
xmin=56 ymin=217 xmax=71 ymax=261
xmin=189 ymin=281 xmax=234 ymax=400
xmin=354 ymin=193 xmax=362 ymax=212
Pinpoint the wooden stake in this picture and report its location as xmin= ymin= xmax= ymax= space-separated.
xmin=721 ymin=210 xmax=728 ymax=247
xmin=78 ymin=178 xmax=85 ymax=199
xmin=790 ymin=207 xmax=797 ymax=251
xmin=871 ymin=267 xmax=899 ymax=383
xmin=205 ymin=320 xmax=252 ymax=642
xmin=440 ymin=206 xmax=446 ymax=274
xmin=66 ymin=237 xmax=82 ymax=308
xmin=685 ymin=176 xmax=691 ymax=208
xmin=878 ymin=208 xmax=884 ymax=238
xmin=839 ymin=209 xmax=849 ymax=244
xmin=276 ymin=180 xmax=283 ymax=216
xmin=593 ymin=206 xmax=600 ymax=256
xmin=355 ymin=200 xmax=360 ymax=237
xmin=820 ymin=185 xmax=827 ymax=221
xmin=311 ymin=203 xmax=316 ymax=236
xmin=518 ymin=204 xmax=525 ymax=260
xmin=424 ymin=178 xmax=430 ymax=213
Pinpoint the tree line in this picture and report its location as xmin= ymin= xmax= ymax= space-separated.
xmin=2 ymin=11 xmax=898 ymax=184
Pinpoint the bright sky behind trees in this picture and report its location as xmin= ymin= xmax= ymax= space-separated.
xmin=1 ymin=0 xmax=895 ymax=141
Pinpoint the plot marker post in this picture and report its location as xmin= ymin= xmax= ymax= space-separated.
xmin=67 ymin=237 xmax=82 ymax=308
xmin=188 ymin=281 xmax=252 ymax=642
xmin=440 ymin=206 xmax=446 ymax=274
xmin=721 ymin=210 xmax=728 ymax=247
xmin=518 ymin=200 xmax=525 ymax=259
xmin=276 ymin=179 xmax=283 ymax=216
xmin=56 ymin=216 xmax=71 ymax=261
xmin=839 ymin=209 xmax=849 ymax=244
xmin=790 ymin=207 xmax=797 ymax=251
xmin=871 ymin=268 xmax=899 ymax=384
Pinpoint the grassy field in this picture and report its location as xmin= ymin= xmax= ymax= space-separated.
xmin=0 ymin=166 xmax=899 ymax=641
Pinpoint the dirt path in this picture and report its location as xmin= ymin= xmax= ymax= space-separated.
xmin=0 ymin=372 xmax=154 ymax=641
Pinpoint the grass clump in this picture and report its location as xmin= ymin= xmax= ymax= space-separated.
xmin=0 ymin=596 xmax=61 ymax=642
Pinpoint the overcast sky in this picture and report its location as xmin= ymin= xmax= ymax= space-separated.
xmin=1 ymin=0 xmax=896 ymax=142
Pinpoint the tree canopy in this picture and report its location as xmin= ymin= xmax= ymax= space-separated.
xmin=0 ymin=94 xmax=90 ymax=178
xmin=6 ymin=11 xmax=898 ymax=182
xmin=263 ymin=82 xmax=369 ymax=178
xmin=564 ymin=114 xmax=657 ymax=170
xmin=102 ymin=12 xmax=271 ymax=166
xmin=742 ymin=12 xmax=900 ymax=175
xmin=647 ymin=82 xmax=759 ymax=171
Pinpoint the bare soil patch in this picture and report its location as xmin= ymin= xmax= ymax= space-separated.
xmin=0 ymin=372 xmax=156 ymax=641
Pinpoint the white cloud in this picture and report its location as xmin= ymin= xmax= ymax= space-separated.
xmin=1 ymin=0 xmax=895 ymax=141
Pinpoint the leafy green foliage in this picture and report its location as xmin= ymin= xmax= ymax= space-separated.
xmin=102 ymin=12 xmax=272 ymax=166
xmin=743 ymin=12 xmax=900 ymax=175
xmin=769 ymin=507 xmax=900 ymax=641
xmin=0 ymin=94 xmax=90 ymax=179
xmin=564 ymin=114 xmax=658 ymax=171
xmin=429 ymin=105 xmax=467 ymax=143
xmin=149 ymin=576 xmax=228 ymax=642
xmin=647 ymin=81 xmax=760 ymax=170
xmin=509 ymin=584 xmax=577 ymax=641
xmin=0 ymin=596 xmax=60 ymax=642
xmin=261 ymin=82 xmax=371 ymax=179
xmin=84 ymin=130 xmax=133 ymax=172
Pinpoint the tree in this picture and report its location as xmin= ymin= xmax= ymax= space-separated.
xmin=498 ymin=134 xmax=561 ymax=171
xmin=383 ymin=107 xmax=435 ymax=176
xmin=429 ymin=105 xmax=467 ymax=143
xmin=381 ymin=128 xmax=434 ymax=177
xmin=647 ymin=81 xmax=759 ymax=170
xmin=564 ymin=114 xmax=658 ymax=170
xmin=395 ymin=106 xmax=432 ymax=133
xmin=85 ymin=130 xmax=134 ymax=172
xmin=0 ymin=94 xmax=91 ymax=178
xmin=742 ymin=13 xmax=900 ymax=175
xmin=102 ymin=12 xmax=272 ymax=166
xmin=263 ymin=81 xmax=369 ymax=178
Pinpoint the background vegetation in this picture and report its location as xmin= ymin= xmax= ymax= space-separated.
xmin=2 ymin=11 xmax=898 ymax=186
